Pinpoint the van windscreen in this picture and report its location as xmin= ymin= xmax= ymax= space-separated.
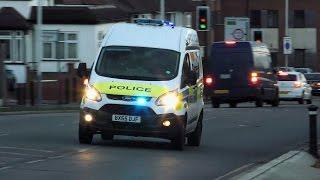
xmin=95 ymin=46 xmax=180 ymax=81
xmin=209 ymin=50 xmax=253 ymax=71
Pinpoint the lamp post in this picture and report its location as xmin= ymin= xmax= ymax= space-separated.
xmin=160 ymin=0 xmax=165 ymax=20
xmin=36 ymin=0 xmax=43 ymax=105
xmin=284 ymin=0 xmax=289 ymax=67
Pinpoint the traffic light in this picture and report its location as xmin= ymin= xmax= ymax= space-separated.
xmin=197 ymin=6 xmax=210 ymax=31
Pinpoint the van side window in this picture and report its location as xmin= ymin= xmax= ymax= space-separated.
xmin=189 ymin=52 xmax=200 ymax=78
xmin=254 ymin=51 xmax=271 ymax=70
xmin=181 ymin=54 xmax=192 ymax=88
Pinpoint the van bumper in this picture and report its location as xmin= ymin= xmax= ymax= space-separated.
xmin=79 ymin=107 xmax=185 ymax=139
xmin=207 ymin=87 xmax=260 ymax=103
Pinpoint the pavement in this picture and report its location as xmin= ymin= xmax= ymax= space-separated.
xmin=0 ymin=100 xmax=319 ymax=179
xmin=0 ymin=103 xmax=79 ymax=115
xmin=233 ymin=150 xmax=320 ymax=180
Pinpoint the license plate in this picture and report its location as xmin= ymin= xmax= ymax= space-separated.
xmin=214 ymin=90 xmax=229 ymax=94
xmin=279 ymin=91 xmax=289 ymax=94
xmin=220 ymin=74 xmax=231 ymax=79
xmin=112 ymin=115 xmax=141 ymax=123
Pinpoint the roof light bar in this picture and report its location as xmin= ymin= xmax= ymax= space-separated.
xmin=134 ymin=19 xmax=175 ymax=28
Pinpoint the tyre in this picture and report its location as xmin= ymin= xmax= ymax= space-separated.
xmin=255 ymin=99 xmax=263 ymax=107
xmin=212 ymin=102 xmax=220 ymax=108
xmin=298 ymin=98 xmax=304 ymax=104
xmin=229 ymin=102 xmax=237 ymax=108
xmin=171 ymin=121 xmax=186 ymax=151
xmin=271 ymin=96 xmax=279 ymax=107
xmin=187 ymin=113 xmax=203 ymax=147
xmin=79 ymin=124 xmax=93 ymax=144
xmin=306 ymin=99 xmax=312 ymax=104
xmin=101 ymin=133 xmax=114 ymax=141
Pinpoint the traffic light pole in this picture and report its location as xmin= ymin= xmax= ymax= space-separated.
xmin=285 ymin=0 xmax=289 ymax=67
xmin=0 ymin=42 xmax=7 ymax=107
xmin=160 ymin=0 xmax=165 ymax=20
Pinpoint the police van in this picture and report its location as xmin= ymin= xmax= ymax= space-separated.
xmin=77 ymin=19 xmax=204 ymax=150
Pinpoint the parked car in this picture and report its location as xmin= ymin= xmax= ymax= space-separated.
xmin=205 ymin=41 xmax=279 ymax=108
xmin=277 ymin=71 xmax=312 ymax=104
xmin=5 ymin=69 xmax=16 ymax=91
xmin=294 ymin=68 xmax=313 ymax=74
xmin=304 ymin=73 xmax=320 ymax=95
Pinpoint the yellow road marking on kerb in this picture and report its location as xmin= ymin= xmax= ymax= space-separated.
xmin=94 ymin=82 xmax=169 ymax=97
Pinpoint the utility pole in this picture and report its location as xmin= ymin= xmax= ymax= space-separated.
xmin=36 ymin=0 xmax=43 ymax=105
xmin=285 ymin=0 xmax=289 ymax=67
xmin=0 ymin=43 xmax=7 ymax=107
xmin=160 ymin=0 xmax=165 ymax=20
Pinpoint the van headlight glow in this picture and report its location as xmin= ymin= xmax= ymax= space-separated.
xmin=156 ymin=91 xmax=179 ymax=108
xmin=85 ymin=84 xmax=102 ymax=102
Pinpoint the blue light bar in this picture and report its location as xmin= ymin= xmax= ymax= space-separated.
xmin=134 ymin=19 xmax=175 ymax=28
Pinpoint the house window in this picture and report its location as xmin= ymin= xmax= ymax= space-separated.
xmin=294 ymin=10 xmax=305 ymax=28
xmin=43 ymin=31 xmax=78 ymax=60
xmin=250 ymin=10 xmax=261 ymax=28
xmin=0 ymin=31 xmax=25 ymax=62
xmin=267 ymin=10 xmax=278 ymax=28
xmin=184 ymin=12 xmax=192 ymax=28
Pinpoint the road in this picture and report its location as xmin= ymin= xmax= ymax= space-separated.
xmin=0 ymin=100 xmax=319 ymax=180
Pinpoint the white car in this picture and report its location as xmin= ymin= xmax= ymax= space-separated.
xmin=277 ymin=72 xmax=312 ymax=104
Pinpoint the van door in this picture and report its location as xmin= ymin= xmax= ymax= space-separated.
xmin=181 ymin=54 xmax=197 ymax=132
xmin=253 ymin=51 xmax=277 ymax=100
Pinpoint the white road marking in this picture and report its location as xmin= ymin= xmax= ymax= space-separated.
xmin=0 ymin=146 xmax=54 ymax=153
xmin=25 ymin=159 xmax=46 ymax=164
xmin=0 ymin=166 xmax=12 ymax=171
xmin=214 ymin=163 xmax=255 ymax=180
xmin=0 ymin=152 xmax=44 ymax=157
xmin=78 ymin=148 xmax=89 ymax=153
xmin=48 ymin=155 xmax=64 ymax=159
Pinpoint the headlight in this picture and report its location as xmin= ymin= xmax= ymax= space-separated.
xmin=156 ymin=91 xmax=179 ymax=108
xmin=85 ymin=84 xmax=102 ymax=102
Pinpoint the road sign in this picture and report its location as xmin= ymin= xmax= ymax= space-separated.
xmin=225 ymin=17 xmax=250 ymax=41
xmin=283 ymin=37 xmax=292 ymax=55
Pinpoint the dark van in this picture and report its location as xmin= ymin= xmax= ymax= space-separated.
xmin=204 ymin=41 xmax=279 ymax=108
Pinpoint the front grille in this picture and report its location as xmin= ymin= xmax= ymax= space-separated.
xmin=106 ymin=94 xmax=152 ymax=102
xmin=99 ymin=104 xmax=156 ymax=116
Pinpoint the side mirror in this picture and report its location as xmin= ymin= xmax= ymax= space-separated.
xmin=77 ymin=63 xmax=88 ymax=78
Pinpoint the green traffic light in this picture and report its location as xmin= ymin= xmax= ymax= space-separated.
xmin=200 ymin=24 xmax=207 ymax=30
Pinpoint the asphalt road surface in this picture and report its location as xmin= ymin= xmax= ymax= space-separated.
xmin=0 ymin=100 xmax=319 ymax=180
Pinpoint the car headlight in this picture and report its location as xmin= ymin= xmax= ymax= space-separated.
xmin=85 ymin=84 xmax=102 ymax=102
xmin=156 ymin=91 xmax=180 ymax=108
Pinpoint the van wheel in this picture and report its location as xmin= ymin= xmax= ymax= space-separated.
xmin=79 ymin=124 xmax=93 ymax=144
xmin=101 ymin=133 xmax=114 ymax=141
xmin=171 ymin=122 xmax=186 ymax=151
xmin=212 ymin=102 xmax=220 ymax=108
xmin=298 ymin=98 xmax=304 ymax=104
xmin=229 ymin=102 xmax=237 ymax=108
xmin=187 ymin=113 xmax=203 ymax=147
xmin=271 ymin=97 xmax=279 ymax=107
xmin=306 ymin=99 xmax=312 ymax=104
xmin=255 ymin=99 xmax=263 ymax=107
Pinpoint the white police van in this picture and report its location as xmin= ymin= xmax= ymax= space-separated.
xmin=77 ymin=19 xmax=204 ymax=150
